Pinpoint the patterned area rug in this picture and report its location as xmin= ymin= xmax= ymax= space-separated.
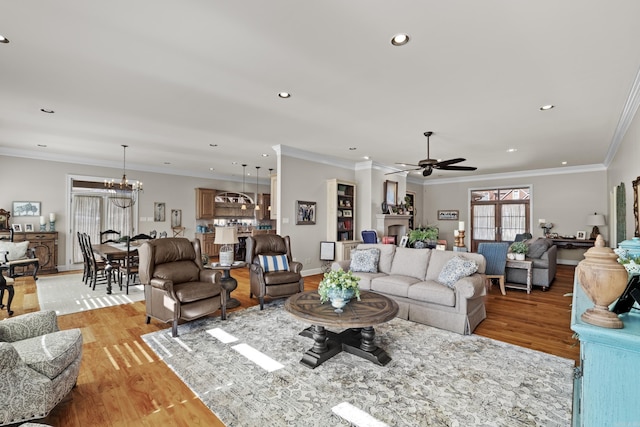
xmin=141 ymin=301 xmax=574 ymax=426
xmin=36 ymin=273 xmax=144 ymax=315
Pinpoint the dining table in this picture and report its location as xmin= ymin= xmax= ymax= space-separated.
xmin=92 ymin=242 xmax=138 ymax=294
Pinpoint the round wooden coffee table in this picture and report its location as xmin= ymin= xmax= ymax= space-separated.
xmin=284 ymin=290 xmax=399 ymax=369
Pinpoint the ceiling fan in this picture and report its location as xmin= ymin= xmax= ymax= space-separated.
xmin=387 ymin=131 xmax=478 ymax=177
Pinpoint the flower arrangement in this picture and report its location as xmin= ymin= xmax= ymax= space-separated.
xmin=614 ymin=248 xmax=640 ymax=275
xmin=318 ymin=268 xmax=361 ymax=303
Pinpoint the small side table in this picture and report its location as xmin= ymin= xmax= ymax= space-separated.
xmin=209 ymin=262 xmax=246 ymax=309
xmin=505 ymin=259 xmax=533 ymax=294
xmin=0 ymin=267 xmax=15 ymax=316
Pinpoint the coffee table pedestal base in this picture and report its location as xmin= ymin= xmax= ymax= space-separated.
xmin=299 ymin=325 xmax=391 ymax=369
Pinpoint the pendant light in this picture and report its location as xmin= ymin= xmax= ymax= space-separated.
xmin=255 ymin=166 xmax=261 ymax=211
xmin=241 ymin=164 xmax=247 ymax=210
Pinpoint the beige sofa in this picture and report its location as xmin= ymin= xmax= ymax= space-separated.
xmin=332 ymin=244 xmax=487 ymax=334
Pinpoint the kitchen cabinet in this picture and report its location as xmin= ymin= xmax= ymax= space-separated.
xmin=258 ymin=194 xmax=271 ymax=220
xmin=0 ymin=231 xmax=58 ymax=275
xmin=196 ymin=188 xmax=216 ymax=219
xmin=196 ymin=233 xmax=219 ymax=258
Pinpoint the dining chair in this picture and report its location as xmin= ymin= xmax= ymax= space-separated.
xmin=100 ymin=229 xmax=121 ymax=244
xmin=85 ymin=233 xmax=121 ymax=291
xmin=477 ymin=242 xmax=510 ymax=295
xmin=123 ymin=234 xmax=152 ymax=294
xmin=361 ymin=230 xmax=378 ymax=244
xmin=77 ymin=232 xmax=91 ymax=285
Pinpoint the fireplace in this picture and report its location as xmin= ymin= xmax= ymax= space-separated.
xmin=376 ymin=214 xmax=411 ymax=243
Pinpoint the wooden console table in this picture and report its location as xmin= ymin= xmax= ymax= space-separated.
xmin=552 ymin=238 xmax=595 ymax=250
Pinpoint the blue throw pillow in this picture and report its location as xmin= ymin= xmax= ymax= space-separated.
xmin=259 ymin=255 xmax=289 ymax=272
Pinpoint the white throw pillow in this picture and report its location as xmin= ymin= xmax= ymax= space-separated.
xmin=0 ymin=241 xmax=30 ymax=261
xmin=437 ymin=256 xmax=478 ymax=288
xmin=350 ymin=248 xmax=380 ymax=273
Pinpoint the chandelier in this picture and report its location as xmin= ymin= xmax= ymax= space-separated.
xmin=255 ymin=166 xmax=261 ymax=211
xmin=241 ymin=164 xmax=247 ymax=210
xmin=104 ymin=144 xmax=143 ymax=209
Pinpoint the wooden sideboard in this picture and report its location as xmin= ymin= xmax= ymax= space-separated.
xmin=570 ymin=275 xmax=640 ymax=426
xmin=0 ymin=231 xmax=58 ymax=275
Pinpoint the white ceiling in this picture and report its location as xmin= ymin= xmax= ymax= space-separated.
xmin=2 ymin=1 xmax=640 ymax=182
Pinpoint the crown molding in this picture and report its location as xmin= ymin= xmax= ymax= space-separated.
xmin=605 ymin=64 xmax=640 ymax=167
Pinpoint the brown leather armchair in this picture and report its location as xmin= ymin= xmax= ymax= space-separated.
xmin=138 ymin=237 xmax=226 ymax=336
xmin=246 ymin=234 xmax=304 ymax=310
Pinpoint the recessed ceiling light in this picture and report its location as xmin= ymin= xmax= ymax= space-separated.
xmin=40 ymin=108 xmax=55 ymax=114
xmin=209 ymin=167 xmax=215 ymax=171
xmin=391 ymin=34 xmax=410 ymax=46
xmin=561 ymin=161 xmax=567 ymax=165
xmin=0 ymin=35 xmax=9 ymax=43
xmin=539 ymin=104 xmax=554 ymax=111
xmin=363 ymin=156 xmax=370 ymax=160
xmin=164 ymin=162 xmax=171 ymax=165
xmin=349 ymin=147 xmax=357 ymax=151
xmin=209 ymin=143 xmax=218 ymax=147
xmin=278 ymin=92 xmax=291 ymax=98
xmin=261 ymin=153 xmax=269 ymax=157
xmin=507 ymin=148 xmax=518 ymax=152
xmin=36 ymin=144 xmax=47 ymax=148
xmin=231 ymin=161 xmax=238 ymax=165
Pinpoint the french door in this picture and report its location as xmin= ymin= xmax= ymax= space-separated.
xmin=470 ymin=187 xmax=530 ymax=252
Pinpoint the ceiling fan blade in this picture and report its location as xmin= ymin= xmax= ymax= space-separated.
xmin=434 ymin=157 xmax=466 ymax=167
xmin=385 ymin=167 xmax=421 ymax=175
xmin=437 ymin=165 xmax=477 ymax=171
xmin=395 ymin=162 xmax=421 ymax=167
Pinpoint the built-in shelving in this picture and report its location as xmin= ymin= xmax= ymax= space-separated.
xmin=327 ymin=179 xmax=356 ymax=242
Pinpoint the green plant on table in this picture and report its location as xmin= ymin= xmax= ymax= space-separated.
xmin=510 ymin=241 xmax=529 ymax=254
xmin=408 ymin=227 xmax=438 ymax=245
xmin=318 ymin=268 xmax=361 ymax=303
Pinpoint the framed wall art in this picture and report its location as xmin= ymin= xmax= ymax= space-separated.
xmin=576 ymin=230 xmax=587 ymax=240
xmin=437 ymin=210 xmax=459 ymax=220
xmin=384 ymin=180 xmax=398 ymax=206
xmin=171 ymin=209 xmax=182 ymax=227
xmin=296 ymin=200 xmax=316 ymax=225
xmin=13 ymin=201 xmax=41 ymax=217
xmin=633 ymin=175 xmax=639 ymax=237
xmin=154 ymin=202 xmax=166 ymax=222
xmin=24 ymin=223 xmax=34 ymax=232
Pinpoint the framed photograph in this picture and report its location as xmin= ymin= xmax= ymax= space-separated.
xmin=343 ymin=210 xmax=352 ymax=217
xmin=384 ymin=180 xmax=398 ymax=206
xmin=320 ymin=241 xmax=336 ymax=261
xmin=437 ymin=210 xmax=459 ymax=220
xmin=154 ymin=202 xmax=166 ymax=222
xmin=171 ymin=209 xmax=182 ymax=227
xmin=296 ymin=200 xmax=316 ymax=225
xmin=399 ymin=235 xmax=409 ymax=248
xmin=576 ymin=230 xmax=587 ymax=240
xmin=12 ymin=223 xmax=22 ymax=232
xmin=12 ymin=201 xmax=41 ymax=217
xmin=24 ymin=223 xmax=34 ymax=232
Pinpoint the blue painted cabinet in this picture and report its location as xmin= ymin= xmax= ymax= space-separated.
xmin=571 ymin=276 xmax=640 ymax=426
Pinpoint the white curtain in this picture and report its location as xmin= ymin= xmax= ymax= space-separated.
xmin=106 ymin=198 xmax=133 ymax=238
xmin=473 ymin=205 xmax=495 ymax=240
xmin=501 ymin=204 xmax=526 ymax=241
xmin=71 ymin=196 xmax=102 ymax=263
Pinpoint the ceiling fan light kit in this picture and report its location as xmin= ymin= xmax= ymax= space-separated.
xmin=387 ymin=131 xmax=478 ymax=177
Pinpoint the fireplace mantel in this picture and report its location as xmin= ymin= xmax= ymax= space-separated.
xmin=376 ymin=214 xmax=411 ymax=239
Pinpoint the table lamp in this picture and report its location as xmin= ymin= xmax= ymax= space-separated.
xmin=214 ymin=226 xmax=238 ymax=266
xmin=586 ymin=213 xmax=605 ymax=240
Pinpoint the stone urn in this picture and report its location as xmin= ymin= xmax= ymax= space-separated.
xmin=577 ymin=235 xmax=629 ymax=328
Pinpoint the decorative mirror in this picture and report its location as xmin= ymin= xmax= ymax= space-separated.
xmin=0 ymin=209 xmax=10 ymax=230
xmin=633 ymin=176 xmax=639 ymax=237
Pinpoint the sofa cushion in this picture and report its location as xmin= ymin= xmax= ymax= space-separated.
xmin=390 ymin=247 xmax=431 ymax=280
xmin=408 ymin=280 xmax=456 ymax=307
xmin=0 ymin=241 xmax=30 ymax=261
xmin=352 ymin=272 xmax=387 ymax=290
xmin=437 ymin=256 xmax=479 ymax=288
xmin=371 ymin=275 xmax=421 ymax=298
xmin=11 ymin=328 xmax=82 ymax=380
xmin=349 ymin=248 xmax=380 ymax=273
xmin=357 ymin=244 xmax=396 ymax=273
xmin=259 ymin=254 xmax=289 ymax=272
xmin=526 ymin=238 xmax=552 ymax=259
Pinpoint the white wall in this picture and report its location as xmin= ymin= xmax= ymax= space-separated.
xmin=607 ymin=110 xmax=640 ymax=240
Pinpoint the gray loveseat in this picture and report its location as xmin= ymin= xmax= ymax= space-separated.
xmin=0 ymin=310 xmax=83 ymax=425
xmin=506 ymin=238 xmax=557 ymax=290
xmin=333 ymin=244 xmax=487 ymax=334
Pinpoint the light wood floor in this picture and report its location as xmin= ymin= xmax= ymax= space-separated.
xmin=2 ymin=264 xmax=579 ymax=426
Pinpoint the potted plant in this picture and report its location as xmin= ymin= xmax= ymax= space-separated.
xmin=408 ymin=227 xmax=438 ymax=249
xmin=318 ymin=268 xmax=361 ymax=312
xmin=510 ymin=241 xmax=528 ymax=260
